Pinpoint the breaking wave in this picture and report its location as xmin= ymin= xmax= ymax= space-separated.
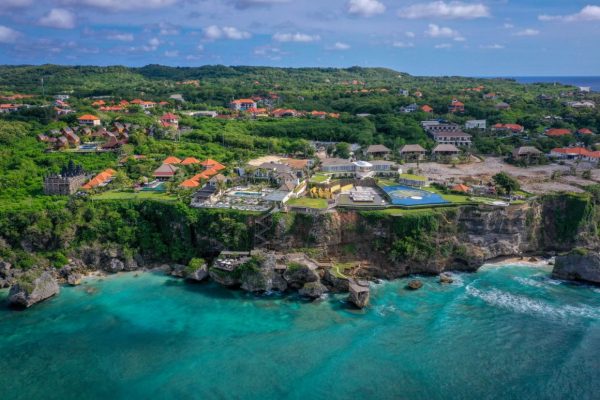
xmin=466 ymin=285 xmax=600 ymax=323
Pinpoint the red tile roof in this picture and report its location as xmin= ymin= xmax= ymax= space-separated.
xmin=577 ymin=128 xmax=594 ymax=135
xmin=546 ymin=128 xmax=572 ymax=137
xmin=82 ymin=169 xmax=117 ymax=190
xmin=78 ymin=114 xmax=100 ymax=121
xmin=163 ymin=156 xmax=182 ymax=165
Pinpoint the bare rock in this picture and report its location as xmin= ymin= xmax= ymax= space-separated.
xmin=106 ymin=258 xmax=125 ymax=273
xmin=298 ymin=281 xmax=328 ymax=299
xmin=170 ymin=264 xmax=187 ymax=278
xmin=407 ymin=280 xmax=423 ymax=290
xmin=8 ymin=271 xmax=60 ymax=308
xmin=186 ymin=264 xmax=209 ymax=282
xmin=67 ymin=273 xmax=83 ymax=286
xmin=283 ymin=263 xmax=319 ymax=289
xmin=553 ymin=250 xmax=600 ymax=285
xmin=348 ymin=279 xmax=370 ymax=308
xmin=439 ymin=273 xmax=454 ymax=284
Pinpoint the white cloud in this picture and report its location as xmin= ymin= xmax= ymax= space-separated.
xmin=399 ymin=1 xmax=490 ymax=20
xmin=392 ymin=41 xmax=414 ymax=48
xmin=108 ymin=33 xmax=134 ymax=41
xmin=158 ymin=22 xmax=179 ymax=36
xmin=164 ymin=50 xmax=179 ymax=57
xmin=38 ymin=9 xmax=76 ymax=29
xmin=273 ymin=32 xmax=320 ymax=42
xmin=435 ymin=43 xmax=453 ymax=49
xmin=539 ymin=5 xmax=600 ymax=22
xmin=254 ymin=45 xmax=285 ymax=60
xmin=503 ymin=23 xmax=514 ymax=29
xmin=480 ymin=44 xmax=504 ymax=49
xmin=425 ymin=24 xmax=461 ymax=38
xmin=329 ymin=42 xmax=350 ymax=50
xmin=347 ymin=0 xmax=385 ymax=17
xmin=140 ymin=37 xmax=160 ymax=51
xmin=60 ymin=0 xmax=178 ymax=11
xmin=0 ymin=25 xmax=21 ymax=43
xmin=405 ymin=31 xmax=416 ymax=38
xmin=514 ymin=28 xmax=539 ymax=36
xmin=204 ymin=25 xmax=251 ymax=40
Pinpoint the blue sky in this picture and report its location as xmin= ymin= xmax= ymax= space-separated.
xmin=0 ymin=0 xmax=599 ymax=76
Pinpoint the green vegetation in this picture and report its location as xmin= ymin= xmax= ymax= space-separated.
xmin=287 ymin=198 xmax=328 ymax=209
xmin=186 ymin=258 xmax=206 ymax=274
xmin=1 ymin=65 xmax=599 ymax=270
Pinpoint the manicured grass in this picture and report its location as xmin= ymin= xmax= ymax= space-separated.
xmin=309 ymin=173 xmax=331 ymax=183
xmin=287 ymin=197 xmax=328 ymax=209
xmin=331 ymin=262 xmax=354 ymax=279
xmin=377 ymin=178 xmax=397 ymax=187
xmin=91 ymin=191 xmax=178 ymax=202
xmin=398 ymin=173 xmax=427 ymax=182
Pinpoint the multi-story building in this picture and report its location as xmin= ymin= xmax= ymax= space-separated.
xmin=43 ymin=162 xmax=87 ymax=195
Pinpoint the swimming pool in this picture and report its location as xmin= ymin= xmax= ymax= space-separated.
xmin=232 ymin=191 xmax=263 ymax=198
xmin=382 ymin=185 xmax=450 ymax=206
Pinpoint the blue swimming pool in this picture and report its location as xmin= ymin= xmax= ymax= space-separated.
xmin=382 ymin=185 xmax=450 ymax=206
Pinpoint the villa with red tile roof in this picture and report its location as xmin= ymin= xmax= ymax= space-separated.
xmin=82 ymin=169 xmax=117 ymax=190
xmin=421 ymin=105 xmax=433 ymax=113
xmin=229 ymin=99 xmax=257 ymax=111
xmin=448 ymin=99 xmax=465 ymax=113
xmin=181 ymin=157 xmax=201 ymax=165
xmin=78 ymin=114 xmax=101 ymax=126
xmin=492 ymin=123 xmax=524 ymax=133
xmin=545 ymin=128 xmax=572 ymax=137
xmin=160 ymin=113 xmax=179 ymax=128
xmin=163 ymin=156 xmax=182 ymax=165
xmin=577 ymin=128 xmax=594 ymax=135
xmin=200 ymin=159 xmax=226 ymax=171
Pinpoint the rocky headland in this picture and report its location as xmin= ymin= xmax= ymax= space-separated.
xmin=2 ymin=193 xmax=599 ymax=309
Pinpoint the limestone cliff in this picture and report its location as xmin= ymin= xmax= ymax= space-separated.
xmin=269 ymin=194 xmax=598 ymax=279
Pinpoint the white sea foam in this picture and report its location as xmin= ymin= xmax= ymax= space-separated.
xmin=514 ymin=276 xmax=546 ymax=288
xmin=466 ymin=285 xmax=600 ymax=323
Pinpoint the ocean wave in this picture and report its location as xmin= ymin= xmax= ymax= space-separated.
xmin=513 ymin=276 xmax=546 ymax=288
xmin=466 ymin=285 xmax=600 ymax=323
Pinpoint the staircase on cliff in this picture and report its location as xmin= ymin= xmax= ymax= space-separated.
xmin=252 ymin=208 xmax=277 ymax=249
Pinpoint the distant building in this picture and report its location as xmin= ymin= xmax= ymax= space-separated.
xmin=492 ymin=123 xmax=525 ymax=134
xmin=432 ymin=144 xmax=461 ymax=159
xmin=153 ymin=163 xmax=179 ymax=180
xmin=399 ymin=89 xmax=409 ymax=97
xmin=495 ymin=102 xmax=511 ymax=111
xmin=230 ymin=99 xmax=257 ymax=111
xmin=465 ymin=120 xmax=487 ymax=130
xmin=400 ymin=103 xmax=419 ymax=113
xmin=160 ymin=113 xmax=179 ymax=128
xmin=365 ymin=144 xmax=392 ymax=160
xmin=43 ymin=161 xmax=86 ymax=195
xmin=448 ymin=99 xmax=465 ymax=113
xmin=399 ymin=144 xmax=427 ymax=161
xmin=430 ymin=131 xmax=472 ymax=147
xmin=420 ymin=105 xmax=433 ymax=113
xmin=512 ymin=146 xmax=542 ymax=161
xmin=78 ymin=114 xmax=101 ymax=126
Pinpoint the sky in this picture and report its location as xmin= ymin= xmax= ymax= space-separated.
xmin=0 ymin=0 xmax=599 ymax=76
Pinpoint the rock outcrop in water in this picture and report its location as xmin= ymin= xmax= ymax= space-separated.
xmin=8 ymin=271 xmax=60 ymax=308
xmin=348 ymin=279 xmax=370 ymax=308
xmin=553 ymin=250 xmax=600 ymax=285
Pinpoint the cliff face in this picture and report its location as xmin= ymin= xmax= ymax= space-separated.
xmin=269 ymin=194 xmax=598 ymax=279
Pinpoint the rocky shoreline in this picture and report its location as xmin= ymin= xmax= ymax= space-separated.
xmin=3 ymin=246 xmax=599 ymax=310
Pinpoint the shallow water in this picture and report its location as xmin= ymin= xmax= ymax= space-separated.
xmin=0 ymin=265 xmax=599 ymax=400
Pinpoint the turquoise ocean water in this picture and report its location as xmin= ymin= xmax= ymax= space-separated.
xmin=1 ymin=264 xmax=599 ymax=400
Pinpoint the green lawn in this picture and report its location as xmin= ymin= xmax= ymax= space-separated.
xmin=91 ymin=191 xmax=178 ymax=202
xmin=287 ymin=197 xmax=328 ymax=209
xmin=398 ymin=173 xmax=427 ymax=182
xmin=331 ymin=262 xmax=353 ymax=279
xmin=309 ymin=173 xmax=331 ymax=183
